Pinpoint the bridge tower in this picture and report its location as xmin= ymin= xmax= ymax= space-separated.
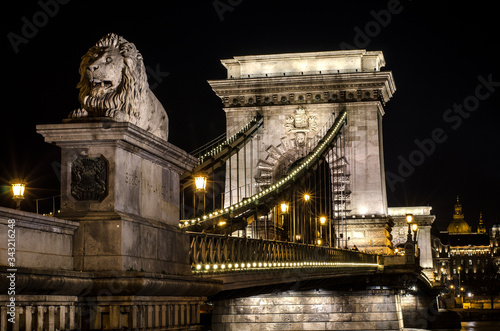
xmin=209 ymin=50 xmax=396 ymax=254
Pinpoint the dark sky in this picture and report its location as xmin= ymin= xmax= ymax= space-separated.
xmin=2 ymin=0 xmax=499 ymax=230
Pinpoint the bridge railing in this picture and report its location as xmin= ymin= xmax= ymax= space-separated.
xmin=191 ymin=115 xmax=263 ymax=165
xmin=189 ymin=232 xmax=379 ymax=274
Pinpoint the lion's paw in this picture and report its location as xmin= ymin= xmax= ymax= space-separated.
xmin=69 ymin=108 xmax=88 ymax=118
xmin=105 ymin=108 xmax=118 ymax=118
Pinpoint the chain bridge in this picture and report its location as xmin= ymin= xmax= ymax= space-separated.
xmin=0 ymin=49 xmax=459 ymax=331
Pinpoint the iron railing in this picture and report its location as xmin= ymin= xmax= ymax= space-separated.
xmin=189 ymin=232 xmax=379 ymax=273
xmin=191 ymin=115 xmax=263 ymax=165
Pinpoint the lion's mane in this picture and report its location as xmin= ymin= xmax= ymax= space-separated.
xmin=76 ymin=33 xmax=146 ymax=121
xmin=71 ymin=33 xmax=168 ymax=140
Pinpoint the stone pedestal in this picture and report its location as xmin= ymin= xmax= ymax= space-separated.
xmin=388 ymin=206 xmax=436 ymax=280
xmin=37 ymin=120 xmax=198 ymax=274
xmin=345 ymin=216 xmax=394 ymax=254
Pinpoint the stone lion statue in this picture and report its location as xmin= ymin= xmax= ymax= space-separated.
xmin=70 ymin=33 xmax=169 ymax=140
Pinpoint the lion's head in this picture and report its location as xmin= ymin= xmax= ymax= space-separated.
xmin=71 ymin=33 xmax=169 ymax=140
xmin=76 ymin=33 xmax=147 ymax=120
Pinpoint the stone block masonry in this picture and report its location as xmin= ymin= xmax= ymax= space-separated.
xmin=36 ymin=121 xmax=198 ymax=274
xmin=212 ymin=289 xmax=403 ymax=330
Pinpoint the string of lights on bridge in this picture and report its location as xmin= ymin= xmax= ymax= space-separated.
xmin=193 ymin=259 xmax=380 ymax=274
xmin=180 ymin=111 xmax=348 ymax=228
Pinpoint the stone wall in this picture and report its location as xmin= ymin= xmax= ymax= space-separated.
xmin=212 ymin=289 xmax=403 ymax=330
xmin=0 ymin=207 xmax=78 ymax=271
xmin=36 ymin=121 xmax=198 ymax=274
xmin=400 ymin=292 xmax=461 ymax=330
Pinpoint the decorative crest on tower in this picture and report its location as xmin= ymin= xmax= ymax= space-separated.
xmin=284 ymin=106 xmax=318 ymax=146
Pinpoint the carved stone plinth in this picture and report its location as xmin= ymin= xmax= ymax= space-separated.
xmin=345 ymin=216 xmax=394 ymax=255
xmin=37 ymin=120 xmax=198 ymax=274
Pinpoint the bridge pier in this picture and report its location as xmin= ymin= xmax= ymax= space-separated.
xmin=212 ymin=289 xmax=404 ymax=330
xmin=400 ymin=291 xmax=461 ymax=330
xmin=29 ymin=120 xmax=223 ymax=329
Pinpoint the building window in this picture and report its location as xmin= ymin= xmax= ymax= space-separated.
xmin=469 ymin=259 xmax=472 ymax=265
xmin=453 ymin=268 xmax=456 ymax=275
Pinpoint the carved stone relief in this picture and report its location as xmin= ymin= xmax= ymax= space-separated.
xmin=71 ymin=156 xmax=108 ymax=201
xmin=284 ymin=106 xmax=317 ymax=146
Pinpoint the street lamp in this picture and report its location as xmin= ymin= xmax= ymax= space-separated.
xmin=11 ymin=180 xmax=26 ymax=210
xmin=194 ymin=173 xmax=208 ymax=193
xmin=412 ymin=223 xmax=418 ymax=242
xmin=319 ymin=216 xmax=327 ymax=225
xmin=193 ymin=173 xmax=208 ymax=217
xmin=458 ymin=266 xmax=462 ymax=297
xmin=318 ymin=216 xmax=328 ymax=246
xmin=280 ymin=202 xmax=289 ymax=214
xmin=278 ymin=201 xmax=289 ymax=240
xmin=303 ymin=193 xmax=311 ymax=244
xmin=406 ymin=214 xmax=414 ymax=241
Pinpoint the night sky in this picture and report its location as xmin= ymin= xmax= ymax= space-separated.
xmin=2 ymin=0 xmax=499 ymax=230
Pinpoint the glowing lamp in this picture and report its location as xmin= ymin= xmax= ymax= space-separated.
xmin=303 ymin=193 xmax=310 ymax=202
xmin=12 ymin=183 xmax=25 ymax=198
xmin=280 ymin=202 xmax=289 ymax=214
xmin=406 ymin=214 xmax=413 ymax=224
xmin=319 ymin=216 xmax=327 ymax=225
xmin=412 ymin=223 xmax=418 ymax=232
xmin=11 ymin=180 xmax=26 ymax=210
xmin=317 ymin=239 xmax=322 ymax=245
xmin=194 ymin=173 xmax=208 ymax=193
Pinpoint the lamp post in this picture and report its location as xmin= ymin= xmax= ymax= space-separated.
xmin=458 ymin=266 xmax=462 ymax=297
xmin=406 ymin=214 xmax=414 ymax=241
xmin=280 ymin=201 xmax=289 ymax=241
xmin=11 ymin=180 xmax=26 ymax=210
xmin=303 ymin=193 xmax=311 ymax=244
xmin=295 ymin=234 xmax=302 ymax=243
xmin=404 ymin=214 xmax=417 ymax=264
xmin=194 ymin=173 xmax=208 ymax=217
xmin=412 ymin=223 xmax=418 ymax=241
xmin=319 ymin=216 xmax=327 ymax=246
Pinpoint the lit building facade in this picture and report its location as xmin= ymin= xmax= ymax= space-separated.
xmin=432 ymin=197 xmax=498 ymax=295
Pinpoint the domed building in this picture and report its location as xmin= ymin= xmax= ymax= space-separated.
xmin=432 ymin=197 xmax=493 ymax=292
xmin=447 ymin=197 xmax=471 ymax=234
